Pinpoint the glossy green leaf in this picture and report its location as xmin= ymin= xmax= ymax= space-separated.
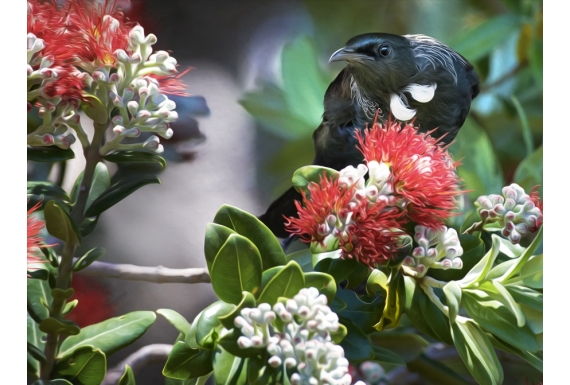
xmin=104 ymin=151 xmax=166 ymax=169
xmin=282 ymin=36 xmax=330 ymax=132
xmin=488 ymin=334 xmax=543 ymax=372
xmin=529 ymin=39 xmax=543 ymax=87
xmin=451 ymin=319 xmax=503 ymax=385
xmin=285 ymin=248 xmax=313 ymax=272
xmin=163 ymin=342 xmax=213 ymax=380
xmin=27 ymin=181 xmax=70 ymax=207
xmin=366 ymin=269 xmax=388 ymax=296
xmin=427 ymin=235 xmax=485 ymax=282
xmin=520 ymin=254 xmax=542 ymax=288
xmin=338 ymin=317 xmax=374 ymax=363
xmin=510 ymin=95 xmax=533 ymax=157
xmin=54 ymin=345 xmax=106 ymax=385
xmin=59 ymin=311 xmax=157 ymax=358
xmin=62 ymin=300 xmax=79 ymax=316
xmin=312 ymin=249 xmax=342 ymax=267
xmin=449 ymin=118 xmax=504 ymax=201
xmin=303 ymin=272 xmax=336 ymax=304
xmin=513 ymin=145 xmax=543 ymax=195
xmin=507 ymin=285 xmax=542 ymax=311
xmin=84 ymin=175 xmax=161 ymax=217
xmin=85 ymin=162 xmax=110 ymax=214
xmin=291 ymin=165 xmax=339 ymax=195
xmin=418 ymin=284 xmax=453 ymax=345
xmin=458 ymin=234 xmax=502 ymax=288
xmin=204 ymin=223 xmax=237 ymax=273
xmin=218 ymin=292 xmax=256 ymax=330
xmin=79 ymin=215 xmax=100 ymax=237
xmin=81 ymin=92 xmax=109 ymax=124
xmin=158 ymin=309 xmax=192 ymax=338
xmin=488 ymin=280 xmax=526 ymax=327
xmin=213 ymin=205 xmax=286 ymax=270
xmin=451 ymin=14 xmax=521 ymax=62
xmin=27 ymin=278 xmax=52 ymax=322
xmin=28 ymin=147 xmax=75 ymax=162
xmin=27 ymin=313 xmax=45 ymax=379
xmin=44 ymin=200 xmax=80 ymax=245
xmin=406 ymin=353 xmax=468 ymax=385
xmin=371 ymin=345 xmax=405 ymax=366
xmin=118 ymin=365 xmax=136 ymax=385
xmin=39 ymin=318 xmax=80 ymax=336
xmin=212 ymin=346 xmax=248 ymax=385
xmin=216 ymin=328 xmax=264 ymax=358
xmin=189 ymin=301 xmax=235 ymax=349
xmin=501 ymin=226 xmax=543 ymax=283
xmin=462 ymin=289 xmax=537 ymax=352
xmin=73 ymin=247 xmax=106 ymax=272
xmin=345 ymin=263 xmax=371 ymax=289
xmin=369 ymin=331 xmax=429 ymax=363
xmin=27 ymin=341 xmax=46 ymax=363
xmin=257 ymin=260 xmax=305 ymax=305
xmin=443 ymin=281 xmax=462 ymax=323
xmin=336 ymin=288 xmax=383 ymax=334
xmin=211 ymin=233 xmax=263 ymax=304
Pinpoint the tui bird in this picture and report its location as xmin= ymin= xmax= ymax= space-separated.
xmin=259 ymin=33 xmax=480 ymax=238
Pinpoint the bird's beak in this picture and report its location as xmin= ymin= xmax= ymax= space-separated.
xmin=329 ymin=47 xmax=373 ymax=63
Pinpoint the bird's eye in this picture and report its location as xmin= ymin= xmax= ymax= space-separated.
xmin=379 ymin=45 xmax=391 ymax=57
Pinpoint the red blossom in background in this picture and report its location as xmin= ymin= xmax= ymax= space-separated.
xmin=27 ymin=202 xmax=49 ymax=276
xmin=67 ymin=275 xmax=116 ymax=327
xmin=356 ymin=118 xmax=462 ymax=228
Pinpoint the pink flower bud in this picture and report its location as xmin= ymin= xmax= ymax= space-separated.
xmin=42 ymin=134 xmax=54 ymax=145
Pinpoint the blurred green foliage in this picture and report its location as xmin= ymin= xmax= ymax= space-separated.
xmin=240 ymin=0 xmax=543 ymax=203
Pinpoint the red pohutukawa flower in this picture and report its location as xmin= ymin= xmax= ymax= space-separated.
xmin=355 ymin=118 xmax=462 ymax=228
xmin=285 ymin=175 xmax=406 ymax=267
xmin=28 ymin=0 xmax=133 ymax=67
xmin=41 ymin=68 xmax=87 ymax=105
xmin=27 ymin=202 xmax=49 ymax=277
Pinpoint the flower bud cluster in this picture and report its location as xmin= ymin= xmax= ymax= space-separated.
xmin=475 ymin=183 xmax=543 ymax=244
xmin=402 ymin=225 xmax=463 ymax=278
xmin=100 ymin=26 xmax=179 ymax=154
xmin=235 ymin=287 xmax=352 ymax=385
xmin=338 ymin=162 xmax=399 ymax=208
xmin=27 ymin=33 xmax=84 ymax=148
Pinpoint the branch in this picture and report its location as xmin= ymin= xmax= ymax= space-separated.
xmin=77 ymin=260 xmax=211 ymax=284
xmin=102 ymin=343 xmax=173 ymax=385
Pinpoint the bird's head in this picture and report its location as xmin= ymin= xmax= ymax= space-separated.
xmin=329 ymin=33 xmax=417 ymax=93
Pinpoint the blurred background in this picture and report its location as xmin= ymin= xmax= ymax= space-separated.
xmin=28 ymin=0 xmax=543 ymax=384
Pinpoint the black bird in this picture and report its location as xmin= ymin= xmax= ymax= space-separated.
xmin=260 ymin=33 xmax=480 ymax=238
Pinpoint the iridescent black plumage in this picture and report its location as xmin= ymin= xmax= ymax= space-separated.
xmin=260 ymin=33 xmax=480 ymax=238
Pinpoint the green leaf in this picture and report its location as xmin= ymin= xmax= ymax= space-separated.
xmin=291 ymin=165 xmax=339 ymax=195
xmin=406 ymin=353 xmax=468 ymax=385
xmin=428 ymin=235 xmax=485 ymax=282
xmin=507 ymin=285 xmax=542 ymax=311
xmin=218 ymin=292 xmax=256 ymax=330
xmin=28 ymin=278 xmax=52 ymax=322
xmin=85 ymin=162 xmax=110 ymax=214
xmin=204 ymin=223 xmax=237 ymax=273
xmin=462 ymin=290 xmax=537 ymax=352
xmin=54 ymin=345 xmax=106 ymax=385
xmin=58 ymin=311 xmax=157 ymax=357
xmin=216 ymin=328 xmax=264 ymax=358
xmin=368 ymin=331 xmax=429 ymax=363
xmin=189 ymin=301 xmax=235 ymax=349
xmin=27 ymin=181 xmax=71 ymax=206
xmin=62 ymin=300 xmax=79 ymax=316
xmin=79 ymin=215 xmax=99 ymax=237
xmin=158 ymin=309 xmax=192 ymax=338
xmin=443 ymin=281 xmax=462 ymax=323
xmin=118 ymin=365 xmax=136 ymax=385
xmin=282 ymin=36 xmax=330 ymax=131
xmin=371 ymin=345 xmax=405 ymax=366
xmin=450 ymin=14 xmax=521 ymax=62
xmin=513 ymin=145 xmax=543 ymax=195
xmin=28 ymin=147 xmax=75 ymax=162
xmin=451 ymin=319 xmax=503 ymax=385
xmin=104 ymin=151 xmax=166 ymax=169
xmin=501 ymin=226 xmax=543 ymax=283
xmin=488 ymin=334 xmax=543 ymax=372
xmin=418 ymin=285 xmax=453 ymax=345
xmin=510 ymin=95 xmax=534 ymax=157
xmin=28 ymin=313 xmax=46 ymax=379
xmin=257 ymin=260 xmax=305 ymax=305
xmin=81 ymin=92 xmax=109 ymax=124
xmin=529 ymin=39 xmax=543 ymax=87
xmin=163 ymin=342 xmax=213 ymax=380
xmin=312 ymin=249 xmax=343 ymax=268
xmin=213 ymin=205 xmax=286 ymax=270
xmin=285 ymin=248 xmax=313 ymax=272
xmin=211 ymin=233 xmax=263 ymax=304
xmin=338 ymin=317 xmax=374 ymax=363
xmin=449 ymin=118 xmax=504 ymax=201
xmin=303 ymin=272 xmax=336 ymax=304
xmin=73 ymin=247 xmax=106 ymax=272
xmin=39 ymin=318 xmax=80 ymax=336
xmin=336 ymin=289 xmax=383 ymax=334
xmin=27 ymin=342 xmax=46 ymax=363
xmin=44 ymin=200 xmax=80 ymax=245
xmin=84 ymin=175 xmax=161 ymax=217
xmin=366 ymin=269 xmax=388 ymax=296
xmin=489 ymin=280 xmax=526 ymax=327
xmin=212 ymin=346 xmax=249 ymax=385
xmin=458 ymin=234 xmax=502 ymax=288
